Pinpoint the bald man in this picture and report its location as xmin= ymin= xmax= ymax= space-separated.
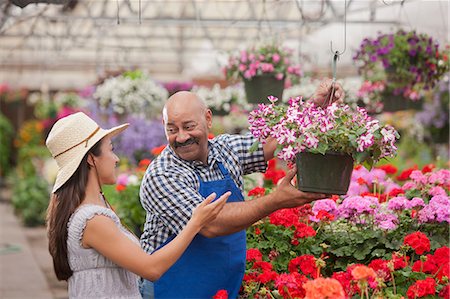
xmin=139 ymin=80 xmax=344 ymax=298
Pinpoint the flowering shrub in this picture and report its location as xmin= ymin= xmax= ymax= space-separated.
xmin=93 ymin=70 xmax=168 ymax=118
xmin=162 ymin=81 xmax=193 ymax=96
xmin=213 ymin=165 xmax=450 ymax=298
xmin=224 ymin=44 xmax=302 ymax=85
xmin=103 ymin=158 xmax=152 ymax=235
xmin=353 ymin=30 xmax=449 ymax=97
xmin=191 ymin=83 xmax=249 ymax=114
xmin=89 ymin=106 xmax=167 ymax=165
xmin=415 ymin=76 xmax=449 ymax=144
xmin=248 ymin=96 xmax=399 ymax=168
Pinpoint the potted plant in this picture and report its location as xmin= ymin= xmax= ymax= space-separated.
xmin=353 ymin=30 xmax=449 ymax=112
xmin=248 ymin=96 xmax=400 ymax=194
xmin=224 ymin=44 xmax=302 ymax=104
xmin=93 ymin=70 xmax=168 ymax=119
xmin=191 ymin=83 xmax=249 ymax=116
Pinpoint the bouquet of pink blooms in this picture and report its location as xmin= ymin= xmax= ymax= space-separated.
xmin=248 ymin=96 xmax=400 ymax=169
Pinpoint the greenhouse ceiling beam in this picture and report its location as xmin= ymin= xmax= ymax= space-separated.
xmin=36 ymin=15 xmax=400 ymax=27
xmin=0 ymin=43 xmax=239 ymax=52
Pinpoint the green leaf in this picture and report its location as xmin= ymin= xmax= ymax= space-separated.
xmin=249 ymin=141 xmax=260 ymax=153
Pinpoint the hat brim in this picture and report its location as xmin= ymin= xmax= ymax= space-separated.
xmin=52 ymin=123 xmax=129 ymax=193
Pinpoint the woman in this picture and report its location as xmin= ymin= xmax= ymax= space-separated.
xmin=45 ymin=112 xmax=229 ymax=299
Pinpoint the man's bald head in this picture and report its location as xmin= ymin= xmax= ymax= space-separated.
xmin=163 ymin=91 xmax=207 ymax=121
xmin=162 ymin=91 xmax=213 ymax=163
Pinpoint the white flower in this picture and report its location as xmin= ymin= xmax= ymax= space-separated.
xmin=94 ymin=72 xmax=168 ymax=118
xmin=191 ymin=83 xmax=248 ymax=112
xmin=127 ymin=175 xmax=139 ymax=186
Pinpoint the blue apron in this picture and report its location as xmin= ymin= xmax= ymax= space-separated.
xmin=154 ymin=162 xmax=246 ymax=299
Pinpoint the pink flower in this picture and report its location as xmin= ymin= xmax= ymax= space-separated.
xmin=272 ymin=53 xmax=281 ymax=63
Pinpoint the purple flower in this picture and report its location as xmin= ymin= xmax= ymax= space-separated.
xmin=387 ymin=196 xmax=409 ymax=211
xmin=375 ymin=212 xmax=398 ymax=230
xmin=338 ymin=196 xmax=379 ymax=220
xmin=310 ymin=199 xmax=338 ymax=222
xmin=408 ymin=197 xmax=425 ymax=209
xmin=418 ymin=195 xmax=450 ymax=223
xmin=115 ymin=116 xmax=167 ymax=164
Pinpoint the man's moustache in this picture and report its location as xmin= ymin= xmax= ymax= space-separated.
xmin=174 ymin=138 xmax=198 ymax=148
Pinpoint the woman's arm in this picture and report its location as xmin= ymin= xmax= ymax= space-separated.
xmin=82 ymin=191 xmax=229 ymax=281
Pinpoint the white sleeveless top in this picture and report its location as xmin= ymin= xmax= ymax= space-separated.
xmin=67 ymin=204 xmax=142 ymax=299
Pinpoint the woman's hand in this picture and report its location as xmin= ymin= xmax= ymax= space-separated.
xmin=190 ymin=192 xmax=230 ymax=228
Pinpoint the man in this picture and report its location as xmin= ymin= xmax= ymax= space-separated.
xmin=139 ymin=79 xmax=344 ymax=298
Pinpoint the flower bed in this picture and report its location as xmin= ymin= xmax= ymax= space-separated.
xmin=216 ymin=164 xmax=450 ymax=298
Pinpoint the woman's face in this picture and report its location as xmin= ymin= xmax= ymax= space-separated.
xmin=93 ymin=136 xmax=120 ymax=185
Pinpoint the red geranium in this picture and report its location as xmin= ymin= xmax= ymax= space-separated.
xmin=151 ymin=144 xmax=167 ymax=156
xmin=332 ymin=271 xmax=359 ymax=297
xmin=388 ymin=188 xmax=405 ymax=197
xmin=246 ymin=248 xmax=263 ymax=262
xmin=316 ymin=210 xmax=335 ymax=222
xmin=422 ymin=164 xmax=435 ymax=173
xmin=293 ymin=223 xmax=316 ymax=239
xmin=264 ymin=159 xmax=286 ymax=185
xmin=213 ymin=290 xmax=228 ymax=299
xmin=391 ymin=252 xmax=409 ymax=270
xmin=377 ymin=164 xmax=398 ymax=174
xmin=248 ymin=186 xmax=266 ymax=197
xmin=404 ymin=232 xmax=431 ymax=255
xmin=397 ymin=165 xmax=418 ymax=181
xmin=439 ymin=284 xmax=449 ymax=299
xmin=116 ymin=184 xmax=126 ymax=192
xmin=368 ymin=259 xmax=391 ymax=281
xmin=275 ymin=272 xmax=308 ymax=299
xmin=269 ymin=208 xmax=300 ymax=228
xmin=288 ymin=255 xmax=318 ymax=279
xmin=406 ymin=277 xmax=436 ymax=299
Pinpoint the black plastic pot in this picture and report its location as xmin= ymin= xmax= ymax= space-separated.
xmin=244 ymin=75 xmax=285 ymax=104
xmin=295 ymin=151 xmax=354 ymax=195
xmin=382 ymin=93 xmax=423 ymax=112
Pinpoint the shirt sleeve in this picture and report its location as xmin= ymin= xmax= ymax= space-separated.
xmin=140 ymin=170 xmax=203 ymax=235
xmin=218 ymin=133 xmax=267 ymax=175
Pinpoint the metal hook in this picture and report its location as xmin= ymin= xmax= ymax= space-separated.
xmin=330 ymin=0 xmax=347 ymax=56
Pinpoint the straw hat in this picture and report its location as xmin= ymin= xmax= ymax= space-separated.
xmin=46 ymin=112 xmax=129 ymax=193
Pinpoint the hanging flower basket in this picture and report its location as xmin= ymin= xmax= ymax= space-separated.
xmin=244 ymin=75 xmax=285 ymax=104
xmin=224 ymin=43 xmax=301 ymax=104
xmin=248 ymin=97 xmax=399 ymax=187
xmin=295 ymin=151 xmax=354 ymax=195
xmin=382 ymin=92 xmax=423 ymax=112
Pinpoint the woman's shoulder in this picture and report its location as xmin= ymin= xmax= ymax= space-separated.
xmin=69 ymin=205 xmax=120 ymax=230
xmin=67 ymin=204 xmax=121 ymax=248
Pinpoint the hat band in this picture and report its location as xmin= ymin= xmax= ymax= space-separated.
xmin=53 ymin=126 xmax=100 ymax=158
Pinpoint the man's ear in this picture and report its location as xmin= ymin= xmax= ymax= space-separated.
xmin=205 ymin=109 xmax=213 ymax=129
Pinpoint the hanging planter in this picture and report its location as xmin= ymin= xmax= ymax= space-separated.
xmin=244 ymin=75 xmax=285 ymax=104
xmin=224 ymin=43 xmax=301 ymax=104
xmin=382 ymin=93 xmax=423 ymax=112
xmin=295 ymin=152 xmax=354 ymax=195
xmin=248 ymin=97 xmax=400 ymax=191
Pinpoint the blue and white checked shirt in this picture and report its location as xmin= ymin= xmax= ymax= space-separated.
xmin=139 ymin=133 xmax=267 ymax=253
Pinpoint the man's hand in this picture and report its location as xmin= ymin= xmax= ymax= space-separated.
xmin=272 ymin=168 xmax=327 ymax=209
xmin=311 ymin=78 xmax=345 ymax=107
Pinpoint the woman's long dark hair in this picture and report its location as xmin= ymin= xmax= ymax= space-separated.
xmin=46 ymin=140 xmax=102 ymax=281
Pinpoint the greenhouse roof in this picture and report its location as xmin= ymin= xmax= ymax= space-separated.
xmin=0 ymin=0 xmax=448 ymax=89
